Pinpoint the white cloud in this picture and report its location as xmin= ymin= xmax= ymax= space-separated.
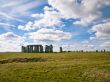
xmin=19 ymin=0 xmax=110 ymax=31
xmin=0 ymin=0 xmax=46 ymax=16
xmin=0 ymin=32 xmax=24 ymax=52
xmin=59 ymin=41 xmax=96 ymax=51
xmin=48 ymin=0 xmax=82 ymax=19
xmin=73 ymin=14 xmax=99 ymax=26
xmin=27 ymin=28 xmax=72 ymax=41
xmin=31 ymin=13 xmax=44 ymax=18
xmin=10 ymin=0 xmax=45 ymax=16
xmin=0 ymin=22 xmax=15 ymax=30
xmin=0 ymin=22 xmax=15 ymax=27
xmin=100 ymin=41 xmax=110 ymax=50
xmin=32 ymin=9 xmax=63 ymax=28
xmin=48 ymin=0 xmax=110 ymax=25
xmin=0 ymin=0 xmax=46 ymax=23
xmin=91 ymin=21 xmax=110 ymax=40
xmin=18 ymin=22 xmax=34 ymax=31
xmin=19 ymin=6 xmax=63 ymax=31
xmin=89 ymin=21 xmax=110 ymax=51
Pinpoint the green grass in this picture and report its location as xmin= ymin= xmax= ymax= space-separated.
xmin=0 ymin=52 xmax=110 ymax=82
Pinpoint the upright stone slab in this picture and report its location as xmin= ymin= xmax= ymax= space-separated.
xmin=35 ymin=45 xmax=39 ymax=53
xmin=22 ymin=46 xmax=25 ymax=53
xmin=60 ymin=47 xmax=63 ymax=52
xmin=50 ymin=45 xmax=53 ymax=53
xmin=30 ymin=45 xmax=33 ymax=53
xmin=39 ymin=45 xmax=43 ymax=53
xmin=45 ymin=45 xmax=49 ymax=53
xmin=27 ymin=45 xmax=30 ymax=53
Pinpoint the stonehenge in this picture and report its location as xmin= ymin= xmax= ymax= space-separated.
xmin=22 ymin=45 xmax=53 ymax=53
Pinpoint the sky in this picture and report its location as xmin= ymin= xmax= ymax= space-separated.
xmin=0 ymin=0 xmax=110 ymax=52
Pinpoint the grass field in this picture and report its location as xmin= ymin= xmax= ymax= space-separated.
xmin=0 ymin=52 xmax=110 ymax=82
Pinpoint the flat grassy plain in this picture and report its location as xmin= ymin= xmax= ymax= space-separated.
xmin=0 ymin=52 xmax=110 ymax=82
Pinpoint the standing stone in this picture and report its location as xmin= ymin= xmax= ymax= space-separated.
xmin=40 ymin=45 xmax=43 ymax=53
xmin=27 ymin=45 xmax=30 ymax=53
xmin=104 ymin=49 xmax=106 ymax=52
xmin=50 ymin=45 xmax=53 ymax=53
xmin=96 ymin=50 xmax=98 ymax=52
xmin=30 ymin=45 xmax=33 ymax=53
xmin=21 ymin=46 xmax=24 ymax=52
xmin=60 ymin=47 xmax=63 ymax=52
xmin=35 ymin=45 xmax=39 ymax=53
xmin=45 ymin=45 xmax=49 ymax=53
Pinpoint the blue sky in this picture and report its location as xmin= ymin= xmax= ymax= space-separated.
xmin=0 ymin=0 xmax=110 ymax=52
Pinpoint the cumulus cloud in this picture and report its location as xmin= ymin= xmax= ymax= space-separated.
xmin=73 ymin=14 xmax=99 ymax=26
xmin=32 ymin=8 xmax=63 ymax=28
xmin=18 ymin=0 xmax=110 ymax=31
xmin=90 ymin=21 xmax=110 ymax=40
xmin=48 ymin=0 xmax=82 ymax=18
xmin=27 ymin=28 xmax=72 ymax=41
xmin=0 ymin=32 xmax=24 ymax=52
xmin=48 ymin=0 xmax=110 ymax=25
xmin=89 ymin=21 xmax=110 ymax=50
xmin=18 ymin=22 xmax=34 ymax=31
xmin=18 ymin=6 xmax=63 ymax=31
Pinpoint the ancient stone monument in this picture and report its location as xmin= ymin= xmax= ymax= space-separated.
xmin=22 ymin=45 xmax=53 ymax=53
